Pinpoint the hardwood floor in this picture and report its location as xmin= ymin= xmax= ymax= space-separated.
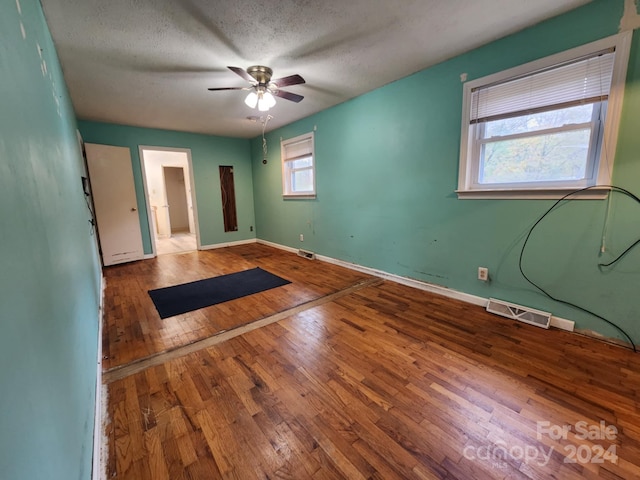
xmin=103 ymin=243 xmax=640 ymax=479
xmin=102 ymin=243 xmax=372 ymax=370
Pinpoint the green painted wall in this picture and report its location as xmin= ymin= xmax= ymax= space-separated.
xmin=0 ymin=1 xmax=102 ymax=479
xmin=252 ymin=0 xmax=640 ymax=345
xmin=77 ymin=121 xmax=255 ymax=253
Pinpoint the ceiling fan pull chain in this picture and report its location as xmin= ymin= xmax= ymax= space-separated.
xmin=262 ymin=115 xmax=272 ymax=164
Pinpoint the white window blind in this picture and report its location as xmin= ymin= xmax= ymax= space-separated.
xmin=470 ymin=50 xmax=615 ymax=124
xmin=283 ymin=136 xmax=313 ymax=161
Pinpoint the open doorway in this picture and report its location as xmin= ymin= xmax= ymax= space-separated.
xmin=140 ymin=147 xmax=200 ymax=256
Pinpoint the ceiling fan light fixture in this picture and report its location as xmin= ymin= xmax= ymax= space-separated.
xmin=257 ymin=91 xmax=276 ymax=111
xmin=264 ymin=91 xmax=276 ymax=108
xmin=210 ymin=66 xmax=303 ymax=111
xmin=244 ymin=91 xmax=258 ymax=108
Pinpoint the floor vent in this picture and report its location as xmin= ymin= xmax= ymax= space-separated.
xmin=297 ymin=249 xmax=316 ymax=260
xmin=486 ymin=298 xmax=551 ymax=329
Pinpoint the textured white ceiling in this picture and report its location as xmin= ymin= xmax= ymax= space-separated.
xmin=40 ymin=0 xmax=591 ymax=138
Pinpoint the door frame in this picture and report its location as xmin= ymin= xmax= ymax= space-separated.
xmin=139 ymin=146 xmax=201 ymax=256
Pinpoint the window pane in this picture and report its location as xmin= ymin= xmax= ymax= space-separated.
xmin=484 ymin=104 xmax=594 ymax=138
xmin=479 ymin=128 xmax=592 ymax=184
xmin=292 ymin=169 xmax=314 ymax=192
xmin=290 ymin=156 xmax=312 ymax=168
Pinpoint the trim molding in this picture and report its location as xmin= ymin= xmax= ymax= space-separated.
xmin=319 ymin=253 xmax=489 ymax=306
xmin=549 ymin=316 xmax=575 ymax=331
xmin=92 ymin=275 xmax=106 ymax=480
xmin=200 ymin=238 xmax=257 ymax=250
xmin=456 ymin=189 xmax=608 ymax=200
xmin=138 ymin=146 xmax=202 ymax=256
xmin=257 ymin=238 xmax=298 ymax=254
xmin=257 ymin=239 xmax=575 ymax=332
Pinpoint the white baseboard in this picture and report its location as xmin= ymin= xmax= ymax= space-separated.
xmin=96 ymin=384 xmax=109 ymax=480
xmin=200 ymin=238 xmax=257 ymax=250
xmin=256 ymin=238 xmax=298 ymax=254
xmin=256 ymin=238 xmax=575 ymax=332
xmin=318 ymin=252 xmax=490 ymax=306
xmin=92 ymin=275 xmax=106 ymax=480
xmin=550 ymin=316 xmax=575 ymax=331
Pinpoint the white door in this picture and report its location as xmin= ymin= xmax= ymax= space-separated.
xmin=85 ymin=143 xmax=144 ymax=266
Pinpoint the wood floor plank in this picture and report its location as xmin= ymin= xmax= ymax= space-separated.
xmin=103 ymin=243 xmax=640 ymax=479
xmin=102 ymin=243 xmax=374 ymax=369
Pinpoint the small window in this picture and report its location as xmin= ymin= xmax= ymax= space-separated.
xmin=282 ymin=132 xmax=315 ymax=198
xmin=458 ymin=32 xmax=631 ymax=199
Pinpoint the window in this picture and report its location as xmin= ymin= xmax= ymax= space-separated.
xmin=282 ymin=132 xmax=315 ymax=198
xmin=458 ymin=32 xmax=631 ymax=199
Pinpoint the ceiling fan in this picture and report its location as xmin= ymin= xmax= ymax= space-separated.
xmin=208 ymin=66 xmax=305 ymax=111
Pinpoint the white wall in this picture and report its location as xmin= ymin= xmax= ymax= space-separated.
xmin=163 ymin=166 xmax=189 ymax=232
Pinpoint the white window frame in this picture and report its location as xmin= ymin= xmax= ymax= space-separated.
xmin=457 ymin=32 xmax=631 ymax=199
xmin=281 ymin=132 xmax=316 ymax=198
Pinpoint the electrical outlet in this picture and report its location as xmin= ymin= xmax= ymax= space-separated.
xmin=478 ymin=267 xmax=489 ymax=281
xmin=250 ymin=226 xmax=253 ymax=232
xmin=299 ymin=234 xmax=304 ymax=242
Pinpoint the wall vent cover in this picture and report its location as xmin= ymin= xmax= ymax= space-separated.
xmin=297 ymin=249 xmax=316 ymax=260
xmin=486 ymin=298 xmax=551 ymax=329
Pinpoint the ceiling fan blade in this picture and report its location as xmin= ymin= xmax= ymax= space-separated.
xmin=207 ymin=87 xmax=247 ymax=91
xmin=271 ymin=74 xmax=306 ymax=87
xmin=274 ymin=90 xmax=304 ymax=103
xmin=228 ymin=66 xmax=254 ymax=83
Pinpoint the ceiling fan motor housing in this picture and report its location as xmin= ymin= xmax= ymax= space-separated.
xmin=247 ymin=65 xmax=273 ymax=85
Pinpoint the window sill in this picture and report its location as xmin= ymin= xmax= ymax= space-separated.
xmin=456 ymin=187 xmax=610 ymax=200
xmin=283 ymin=194 xmax=317 ymax=200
